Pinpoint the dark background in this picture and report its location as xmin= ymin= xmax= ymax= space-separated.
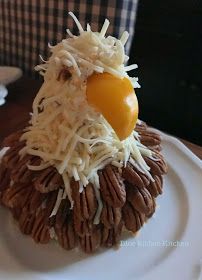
xmin=129 ymin=0 xmax=202 ymax=145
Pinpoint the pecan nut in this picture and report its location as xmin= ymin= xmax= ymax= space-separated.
xmin=99 ymin=165 xmax=126 ymax=207
xmin=1 ymin=130 xmax=23 ymax=148
xmin=19 ymin=209 xmax=36 ymax=235
xmin=34 ymin=167 xmax=63 ymax=193
xmin=122 ymin=202 xmax=145 ymax=233
xmin=27 ymin=188 xmax=48 ymax=213
xmin=71 ymin=180 xmax=97 ymax=221
xmin=139 ymin=130 xmax=161 ymax=147
xmin=55 ymin=213 xmax=77 ymax=250
xmin=21 ymin=190 xmax=58 ymax=238
xmin=100 ymin=201 xmax=121 ymax=229
xmin=2 ymin=141 xmax=25 ymax=168
xmin=11 ymin=207 xmax=22 ymax=220
xmin=126 ymin=184 xmax=155 ymax=216
xmin=147 ymin=175 xmax=163 ymax=197
xmin=43 ymin=190 xmax=58 ymax=217
xmin=73 ymin=210 xmax=94 ymax=237
xmin=0 ymin=164 xmax=10 ymax=192
xmin=144 ymin=153 xmax=167 ymax=176
xmin=135 ymin=121 xmax=147 ymax=132
xmin=147 ymin=197 xmax=156 ymax=218
xmin=54 ymin=198 xmax=71 ymax=229
xmin=79 ymin=226 xmax=101 ymax=253
xmin=1 ymin=183 xmax=32 ymax=209
xmin=11 ymin=155 xmax=41 ymax=184
xmin=101 ymin=221 xmax=123 ymax=248
xmin=122 ymin=161 xmax=150 ymax=188
xmin=147 ymin=145 xmax=162 ymax=152
xmin=22 ymin=191 xmax=57 ymax=241
xmin=31 ymin=209 xmax=50 ymax=244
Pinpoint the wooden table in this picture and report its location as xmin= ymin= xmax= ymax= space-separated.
xmin=0 ymin=77 xmax=202 ymax=160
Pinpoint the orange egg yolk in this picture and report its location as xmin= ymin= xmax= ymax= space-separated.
xmin=86 ymin=72 xmax=139 ymax=141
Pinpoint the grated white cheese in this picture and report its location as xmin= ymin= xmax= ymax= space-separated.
xmin=92 ymin=173 xmax=103 ymax=224
xmin=68 ymin=12 xmax=84 ymax=34
xmin=50 ymin=188 xmax=64 ymax=217
xmin=120 ymin=31 xmax=129 ymax=46
xmin=0 ymin=147 xmax=10 ymax=163
xmin=62 ymin=172 xmax=73 ymax=207
xmin=124 ymin=64 xmax=138 ymax=72
xmin=27 ymin=161 xmax=52 ymax=171
xmin=10 ymin=180 xmax=14 ymax=187
xmin=49 ymin=227 xmax=57 ymax=240
xmin=20 ymin=12 xmax=154 ymax=222
xmin=100 ymin=19 xmax=110 ymax=37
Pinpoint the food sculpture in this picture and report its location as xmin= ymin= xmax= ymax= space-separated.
xmin=0 ymin=13 xmax=167 ymax=253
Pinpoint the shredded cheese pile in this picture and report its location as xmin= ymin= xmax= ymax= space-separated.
xmin=35 ymin=12 xmax=140 ymax=87
xmin=19 ymin=12 xmax=153 ymax=222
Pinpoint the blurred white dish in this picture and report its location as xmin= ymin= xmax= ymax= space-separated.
xmin=0 ymin=66 xmax=22 ymax=85
xmin=0 ymin=66 xmax=22 ymax=105
xmin=0 ymin=85 xmax=8 ymax=106
xmin=0 ymin=132 xmax=201 ymax=280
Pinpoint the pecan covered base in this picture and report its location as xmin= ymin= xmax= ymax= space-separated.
xmin=0 ymin=121 xmax=167 ymax=253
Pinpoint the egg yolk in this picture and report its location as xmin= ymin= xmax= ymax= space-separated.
xmin=86 ymin=72 xmax=139 ymax=141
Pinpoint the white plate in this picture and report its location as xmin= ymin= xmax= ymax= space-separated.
xmin=0 ymin=133 xmax=201 ymax=280
xmin=0 ymin=67 xmax=22 ymax=85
